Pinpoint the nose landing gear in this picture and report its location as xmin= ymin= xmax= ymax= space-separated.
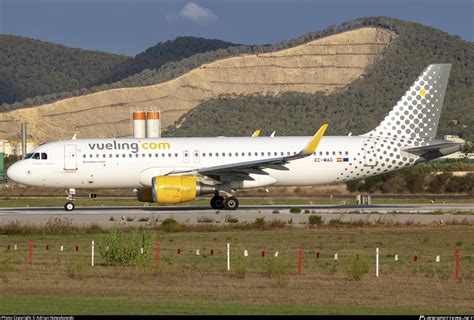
xmin=64 ymin=188 xmax=76 ymax=211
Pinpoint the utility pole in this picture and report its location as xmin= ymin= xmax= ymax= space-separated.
xmin=21 ymin=123 xmax=27 ymax=159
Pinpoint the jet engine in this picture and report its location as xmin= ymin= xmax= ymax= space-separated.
xmin=136 ymin=176 xmax=215 ymax=204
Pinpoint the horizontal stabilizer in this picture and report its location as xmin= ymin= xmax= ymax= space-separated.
xmin=402 ymin=141 xmax=461 ymax=160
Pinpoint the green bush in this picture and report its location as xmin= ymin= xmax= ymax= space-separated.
xmin=99 ymin=228 xmax=154 ymax=266
xmin=254 ymin=217 xmax=265 ymax=226
xmin=159 ymin=218 xmax=183 ymax=232
xmin=232 ymin=255 xmax=247 ymax=279
xmin=308 ymin=215 xmax=323 ymax=226
xmin=262 ymin=257 xmax=290 ymax=287
xmin=290 ymin=207 xmax=302 ymax=214
xmin=344 ymin=255 xmax=369 ymax=281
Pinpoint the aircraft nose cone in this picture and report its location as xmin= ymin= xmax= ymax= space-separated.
xmin=6 ymin=162 xmax=23 ymax=183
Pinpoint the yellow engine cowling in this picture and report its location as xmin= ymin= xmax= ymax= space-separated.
xmin=137 ymin=176 xmax=215 ymax=204
xmin=153 ymin=176 xmax=197 ymax=204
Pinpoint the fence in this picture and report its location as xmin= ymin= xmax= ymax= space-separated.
xmin=2 ymin=239 xmax=469 ymax=280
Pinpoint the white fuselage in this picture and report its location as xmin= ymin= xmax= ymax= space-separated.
xmin=7 ymin=135 xmax=423 ymax=189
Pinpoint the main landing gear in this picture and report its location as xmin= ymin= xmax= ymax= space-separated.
xmin=64 ymin=188 xmax=76 ymax=211
xmin=210 ymin=193 xmax=239 ymax=210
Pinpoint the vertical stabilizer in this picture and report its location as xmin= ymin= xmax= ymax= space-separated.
xmin=363 ymin=64 xmax=451 ymax=140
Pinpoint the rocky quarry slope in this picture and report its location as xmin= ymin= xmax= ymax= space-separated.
xmin=0 ymin=28 xmax=396 ymax=143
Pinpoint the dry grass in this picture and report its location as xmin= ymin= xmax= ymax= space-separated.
xmin=0 ymin=226 xmax=473 ymax=314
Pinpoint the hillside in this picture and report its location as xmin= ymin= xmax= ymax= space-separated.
xmin=0 ymin=36 xmax=239 ymax=110
xmin=0 ymin=17 xmax=472 ymax=142
xmin=103 ymin=37 xmax=237 ymax=83
xmin=170 ymin=17 xmax=474 ymax=140
xmin=0 ymin=27 xmax=396 ymax=142
xmin=0 ymin=35 xmax=128 ymax=105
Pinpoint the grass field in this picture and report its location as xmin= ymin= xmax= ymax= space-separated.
xmin=0 ymin=225 xmax=473 ymax=315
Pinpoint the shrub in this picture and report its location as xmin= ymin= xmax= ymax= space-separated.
xmin=254 ymin=217 xmax=265 ymax=226
xmin=272 ymin=210 xmax=280 ymax=214
xmin=290 ymin=207 xmax=302 ymax=214
xmin=304 ymin=209 xmax=310 ymax=214
xmin=159 ymin=218 xmax=183 ymax=232
xmin=344 ymin=255 xmax=369 ymax=281
xmin=232 ymin=256 xmax=247 ymax=279
xmin=225 ymin=215 xmax=239 ymax=223
xmin=308 ymin=215 xmax=323 ymax=226
xmin=262 ymin=257 xmax=290 ymax=287
xmin=99 ymin=228 xmax=154 ymax=266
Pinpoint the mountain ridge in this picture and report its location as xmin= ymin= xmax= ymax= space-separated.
xmin=0 ymin=17 xmax=472 ymax=141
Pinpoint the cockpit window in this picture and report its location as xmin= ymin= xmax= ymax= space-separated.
xmin=28 ymin=152 xmax=47 ymax=160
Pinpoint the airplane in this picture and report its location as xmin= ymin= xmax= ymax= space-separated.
xmin=7 ymin=64 xmax=461 ymax=211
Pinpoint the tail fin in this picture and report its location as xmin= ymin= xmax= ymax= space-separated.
xmin=363 ymin=64 xmax=451 ymax=140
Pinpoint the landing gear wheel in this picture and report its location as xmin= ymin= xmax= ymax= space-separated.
xmin=210 ymin=195 xmax=225 ymax=209
xmin=64 ymin=201 xmax=75 ymax=211
xmin=223 ymin=196 xmax=239 ymax=210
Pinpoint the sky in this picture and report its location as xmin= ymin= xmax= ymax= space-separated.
xmin=0 ymin=0 xmax=473 ymax=56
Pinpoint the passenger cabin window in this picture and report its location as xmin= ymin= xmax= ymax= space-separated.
xmin=41 ymin=153 xmax=48 ymax=160
xmin=32 ymin=153 xmax=40 ymax=160
xmin=25 ymin=153 xmax=33 ymax=159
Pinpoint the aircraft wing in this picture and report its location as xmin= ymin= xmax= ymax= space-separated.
xmin=167 ymin=124 xmax=328 ymax=182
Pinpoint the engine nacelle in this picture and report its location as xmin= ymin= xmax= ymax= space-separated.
xmin=143 ymin=176 xmax=215 ymax=204
xmin=136 ymin=188 xmax=154 ymax=202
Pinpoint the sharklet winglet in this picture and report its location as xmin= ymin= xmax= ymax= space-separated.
xmin=303 ymin=124 xmax=328 ymax=154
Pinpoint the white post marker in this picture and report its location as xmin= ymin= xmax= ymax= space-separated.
xmin=140 ymin=248 xmax=144 ymax=255
xmin=227 ymin=243 xmax=230 ymax=271
xmin=334 ymin=253 xmax=338 ymax=261
xmin=60 ymin=245 xmax=64 ymax=252
xmin=244 ymin=249 xmax=248 ymax=257
xmin=14 ymin=244 xmax=17 ymax=251
xmin=91 ymin=240 xmax=95 ymax=267
xmin=395 ymin=254 xmax=398 ymax=261
xmin=196 ymin=249 xmax=200 ymax=256
xmin=436 ymin=255 xmax=440 ymax=263
xmin=275 ymin=251 xmax=279 ymax=258
xmin=376 ymin=248 xmax=379 ymax=278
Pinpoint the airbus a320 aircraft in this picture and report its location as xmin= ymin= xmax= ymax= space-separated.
xmin=7 ymin=64 xmax=461 ymax=211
